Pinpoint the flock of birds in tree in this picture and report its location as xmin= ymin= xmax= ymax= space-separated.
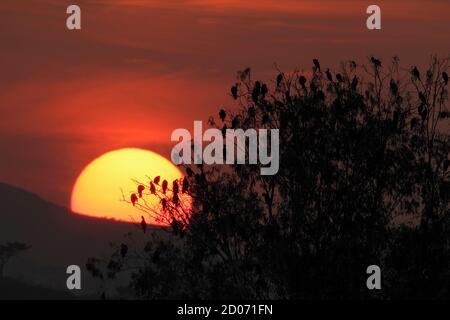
xmin=128 ymin=174 xmax=190 ymax=233
xmin=227 ymin=58 xmax=448 ymax=127
xmin=129 ymin=59 xmax=449 ymax=237
xmin=230 ymin=57 xmax=448 ymax=101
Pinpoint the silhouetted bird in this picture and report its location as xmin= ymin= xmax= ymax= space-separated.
xmin=150 ymin=182 xmax=156 ymax=194
xmin=172 ymin=193 xmax=179 ymax=205
xmin=182 ymin=177 xmax=189 ymax=193
xmin=153 ymin=176 xmax=160 ymax=185
xmin=173 ymin=180 xmax=179 ymax=194
xmin=336 ymin=73 xmax=343 ymax=83
xmin=351 ymin=76 xmax=358 ymax=90
xmin=299 ymin=75 xmax=307 ymax=89
xmin=162 ymin=180 xmax=168 ymax=194
xmin=219 ymin=109 xmax=226 ymax=121
xmin=261 ymin=83 xmax=268 ymax=97
xmin=371 ymin=56 xmax=381 ymax=68
xmin=276 ymin=73 xmax=283 ymax=87
xmin=120 ymin=243 xmax=128 ymax=258
xmin=326 ymin=69 xmax=333 ymax=81
xmin=137 ymin=185 xmax=145 ymax=198
xmin=254 ymin=81 xmax=261 ymax=92
xmin=412 ymin=66 xmax=421 ymax=80
xmin=161 ymin=198 xmax=167 ymax=210
xmin=313 ymin=59 xmax=321 ymax=71
xmin=231 ymin=85 xmax=238 ymax=99
xmin=443 ymin=72 xmax=449 ymax=85
xmin=131 ymin=194 xmax=138 ymax=206
xmin=140 ymin=216 xmax=147 ymax=233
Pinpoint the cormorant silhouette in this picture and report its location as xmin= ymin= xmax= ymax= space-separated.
xmin=261 ymin=83 xmax=268 ymax=97
xmin=443 ymin=72 xmax=449 ymax=85
xmin=313 ymin=59 xmax=321 ymax=71
xmin=173 ymin=180 xmax=179 ymax=194
xmin=231 ymin=85 xmax=238 ymax=99
xmin=150 ymin=182 xmax=156 ymax=194
xmin=140 ymin=216 xmax=147 ymax=233
xmin=137 ymin=185 xmax=145 ymax=198
xmin=371 ymin=56 xmax=381 ymax=68
xmin=131 ymin=193 xmax=138 ymax=206
xmin=162 ymin=180 xmax=168 ymax=194
xmin=412 ymin=66 xmax=420 ymax=80
xmin=276 ymin=73 xmax=283 ymax=87
xmin=299 ymin=75 xmax=307 ymax=89
xmin=219 ymin=109 xmax=226 ymax=121
xmin=182 ymin=177 xmax=189 ymax=193
xmin=153 ymin=176 xmax=161 ymax=185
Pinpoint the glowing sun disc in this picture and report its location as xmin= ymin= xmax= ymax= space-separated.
xmin=71 ymin=148 xmax=184 ymax=225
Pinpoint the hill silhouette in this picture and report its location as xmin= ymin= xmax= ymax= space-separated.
xmin=0 ymin=182 xmax=147 ymax=297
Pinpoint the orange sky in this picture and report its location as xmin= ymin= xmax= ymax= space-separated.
xmin=0 ymin=0 xmax=449 ymax=206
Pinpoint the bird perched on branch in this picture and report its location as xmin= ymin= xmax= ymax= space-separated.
xmin=313 ymin=59 xmax=321 ymax=71
xmin=182 ymin=177 xmax=189 ymax=193
xmin=140 ymin=216 xmax=147 ymax=233
xmin=162 ymin=180 xmax=168 ymax=194
xmin=299 ymin=76 xmax=307 ymax=90
xmin=131 ymin=193 xmax=138 ymax=206
xmin=137 ymin=185 xmax=145 ymax=198
xmin=231 ymin=85 xmax=238 ymax=99
xmin=371 ymin=56 xmax=381 ymax=68
xmin=219 ymin=109 xmax=226 ymax=121
xmin=276 ymin=73 xmax=283 ymax=88
xmin=150 ymin=182 xmax=156 ymax=194
xmin=443 ymin=72 xmax=449 ymax=86
xmin=412 ymin=66 xmax=421 ymax=80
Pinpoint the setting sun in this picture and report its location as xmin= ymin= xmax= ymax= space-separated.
xmin=71 ymin=148 xmax=184 ymax=225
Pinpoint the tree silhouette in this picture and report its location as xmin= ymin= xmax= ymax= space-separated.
xmin=89 ymin=56 xmax=450 ymax=299
xmin=0 ymin=242 xmax=31 ymax=278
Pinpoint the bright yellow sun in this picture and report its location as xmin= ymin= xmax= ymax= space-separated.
xmin=71 ymin=148 xmax=184 ymax=225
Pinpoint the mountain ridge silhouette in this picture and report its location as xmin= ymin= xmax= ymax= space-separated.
xmin=0 ymin=181 xmax=149 ymax=296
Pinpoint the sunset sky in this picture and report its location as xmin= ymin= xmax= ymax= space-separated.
xmin=0 ymin=0 xmax=449 ymax=207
